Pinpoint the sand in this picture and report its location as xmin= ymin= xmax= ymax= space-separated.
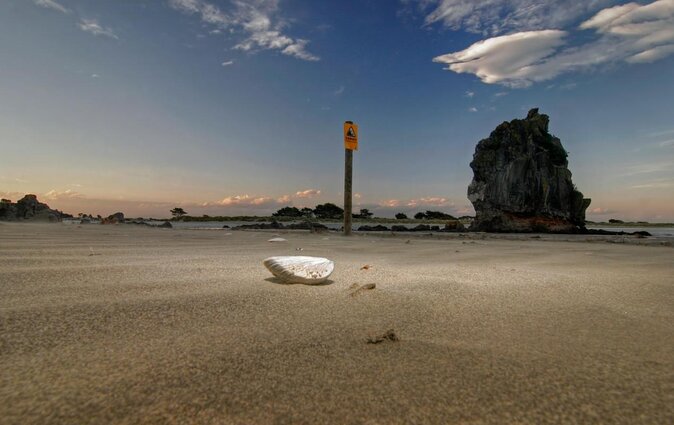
xmin=0 ymin=222 xmax=672 ymax=424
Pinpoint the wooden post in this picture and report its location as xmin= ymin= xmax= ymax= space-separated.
xmin=344 ymin=148 xmax=353 ymax=236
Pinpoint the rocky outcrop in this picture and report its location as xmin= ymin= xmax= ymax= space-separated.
xmin=467 ymin=109 xmax=591 ymax=233
xmin=0 ymin=195 xmax=63 ymax=222
xmin=101 ymin=212 xmax=125 ymax=224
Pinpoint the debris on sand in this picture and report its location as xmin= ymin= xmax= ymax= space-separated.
xmin=367 ymin=329 xmax=398 ymax=344
xmin=360 ymin=264 xmax=371 ymax=270
xmin=349 ymin=283 xmax=376 ymax=297
xmin=268 ymin=237 xmax=287 ymax=243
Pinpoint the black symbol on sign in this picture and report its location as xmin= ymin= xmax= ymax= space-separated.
xmin=347 ymin=127 xmax=356 ymax=138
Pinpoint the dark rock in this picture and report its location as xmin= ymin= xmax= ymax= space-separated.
xmin=222 ymin=224 xmax=230 ymax=229
xmin=232 ymin=221 xmax=286 ymax=230
xmin=443 ymin=220 xmax=466 ymax=232
xmin=467 ymin=109 xmax=590 ymax=232
xmin=158 ymin=221 xmax=172 ymax=228
xmin=0 ymin=195 xmax=62 ymax=221
xmin=102 ymin=212 xmax=125 ymax=224
xmin=391 ymin=225 xmax=409 ymax=232
xmin=411 ymin=224 xmax=431 ymax=232
xmin=357 ymin=225 xmax=389 ymax=232
xmin=430 ymin=225 xmax=440 ymax=231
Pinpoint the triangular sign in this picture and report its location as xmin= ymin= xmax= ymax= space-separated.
xmin=347 ymin=127 xmax=355 ymax=138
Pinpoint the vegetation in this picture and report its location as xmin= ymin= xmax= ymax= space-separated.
xmin=313 ymin=203 xmax=344 ymax=219
xmin=272 ymin=206 xmax=303 ymax=218
xmin=395 ymin=213 xmax=408 ymax=220
xmin=353 ymin=208 xmax=373 ymax=219
xmin=170 ymin=207 xmax=187 ymax=219
xmin=413 ymin=210 xmax=457 ymax=220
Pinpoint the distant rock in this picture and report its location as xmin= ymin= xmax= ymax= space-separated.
xmin=357 ymin=224 xmax=389 ymax=232
xmin=391 ymin=225 xmax=408 ymax=232
xmin=157 ymin=221 xmax=172 ymax=228
xmin=102 ymin=212 xmax=125 ymax=224
xmin=467 ymin=109 xmax=591 ymax=232
xmin=411 ymin=224 xmax=431 ymax=232
xmin=444 ymin=220 xmax=466 ymax=232
xmin=0 ymin=195 xmax=63 ymax=222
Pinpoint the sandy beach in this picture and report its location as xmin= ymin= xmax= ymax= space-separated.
xmin=0 ymin=223 xmax=672 ymax=424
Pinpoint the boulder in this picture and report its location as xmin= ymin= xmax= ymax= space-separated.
xmin=158 ymin=221 xmax=173 ymax=228
xmin=391 ymin=225 xmax=409 ymax=232
xmin=102 ymin=212 xmax=125 ymax=224
xmin=467 ymin=109 xmax=590 ymax=232
xmin=0 ymin=195 xmax=62 ymax=222
xmin=411 ymin=224 xmax=431 ymax=232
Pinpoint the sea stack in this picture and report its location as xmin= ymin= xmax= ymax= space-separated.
xmin=468 ymin=109 xmax=591 ymax=232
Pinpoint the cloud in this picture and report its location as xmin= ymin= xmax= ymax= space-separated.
xmin=334 ymin=85 xmax=345 ymax=96
xmin=432 ymin=0 xmax=674 ymax=87
xmin=468 ymin=107 xmax=478 ymax=112
xmin=411 ymin=0 xmax=611 ymax=35
xmin=34 ymin=0 xmax=69 ymax=14
xmin=169 ymin=0 xmax=319 ymax=61
xmin=212 ymin=194 xmax=275 ymax=207
xmin=380 ymin=199 xmax=402 ymax=208
xmin=295 ymin=189 xmax=321 ymax=198
xmin=380 ymin=197 xmax=453 ymax=209
xmin=43 ymin=189 xmax=84 ymax=200
xmin=659 ymin=139 xmax=674 ymax=147
xmin=589 ymin=207 xmax=617 ymax=215
xmin=464 ymin=90 xmax=475 ymax=98
xmin=407 ymin=197 xmax=452 ymax=207
xmin=276 ymin=194 xmax=291 ymax=203
xmin=78 ymin=19 xmax=118 ymax=39
xmin=221 ymin=60 xmax=234 ymax=66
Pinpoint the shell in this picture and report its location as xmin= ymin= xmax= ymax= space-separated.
xmin=268 ymin=237 xmax=287 ymax=243
xmin=263 ymin=256 xmax=334 ymax=284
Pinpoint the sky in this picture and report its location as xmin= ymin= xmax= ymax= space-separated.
xmin=1 ymin=0 xmax=673 ymax=221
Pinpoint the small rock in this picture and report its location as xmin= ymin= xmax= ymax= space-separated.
xmin=268 ymin=237 xmax=287 ymax=243
xmin=367 ymin=329 xmax=398 ymax=344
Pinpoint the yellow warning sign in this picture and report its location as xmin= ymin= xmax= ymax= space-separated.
xmin=344 ymin=121 xmax=358 ymax=150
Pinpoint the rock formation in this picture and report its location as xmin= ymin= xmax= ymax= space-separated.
xmin=0 ymin=195 xmax=64 ymax=222
xmin=468 ymin=109 xmax=591 ymax=232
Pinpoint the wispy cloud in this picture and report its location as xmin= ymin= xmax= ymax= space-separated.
xmin=630 ymin=179 xmax=674 ymax=189
xmin=468 ymin=107 xmax=478 ymax=112
xmin=78 ymin=18 xmax=118 ymax=39
xmin=169 ymin=0 xmax=319 ymax=61
xmin=43 ymin=189 xmax=84 ymax=200
xmin=432 ymin=0 xmax=674 ymax=87
xmin=334 ymin=85 xmax=345 ymax=96
xmin=34 ymin=0 xmax=69 ymax=14
xmin=464 ymin=90 xmax=475 ymax=98
xmin=410 ymin=0 xmax=611 ymax=35
xmin=221 ymin=60 xmax=234 ymax=67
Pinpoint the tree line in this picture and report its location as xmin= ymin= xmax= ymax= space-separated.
xmin=170 ymin=204 xmax=457 ymax=220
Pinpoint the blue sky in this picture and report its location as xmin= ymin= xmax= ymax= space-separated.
xmin=1 ymin=0 xmax=673 ymax=220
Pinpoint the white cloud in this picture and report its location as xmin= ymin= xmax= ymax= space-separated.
xmin=169 ymin=0 xmax=319 ymax=61
xmin=334 ymin=85 xmax=345 ymax=96
xmin=221 ymin=60 xmax=234 ymax=66
xmin=295 ymin=189 xmax=321 ymax=198
xmin=213 ymin=194 xmax=274 ymax=207
xmin=414 ymin=0 xmax=611 ymax=35
xmin=468 ymin=107 xmax=478 ymax=112
xmin=433 ymin=0 xmax=674 ymax=87
xmin=464 ymin=90 xmax=474 ymax=98
xmin=34 ymin=0 xmax=69 ymax=14
xmin=43 ymin=189 xmax=84 ymax=200
xmin=78 ymin=19 xmax=118 ymax=39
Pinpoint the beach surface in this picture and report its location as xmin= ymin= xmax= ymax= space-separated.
xmin=1 ymin=223 xmax=672 ymax=424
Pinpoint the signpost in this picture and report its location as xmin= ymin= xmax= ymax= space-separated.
xmin=343 ymin=121 xmax=358 ymax=236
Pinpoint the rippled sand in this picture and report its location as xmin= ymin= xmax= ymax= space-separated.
xmin=1 ymin=223 xmax=672 ymax=424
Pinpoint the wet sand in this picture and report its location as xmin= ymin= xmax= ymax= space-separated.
xmin=1 ymin=223 xmax=672 ymax=424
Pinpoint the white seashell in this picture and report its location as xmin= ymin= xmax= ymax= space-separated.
xmin=263 ymin=256 xmax=334 ymax=284
xmin=268 ymin=237 xmax=287 ymax=242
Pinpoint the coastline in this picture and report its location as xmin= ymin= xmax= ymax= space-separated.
xmin=1 ymin=223 xmax=672 ymax=424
